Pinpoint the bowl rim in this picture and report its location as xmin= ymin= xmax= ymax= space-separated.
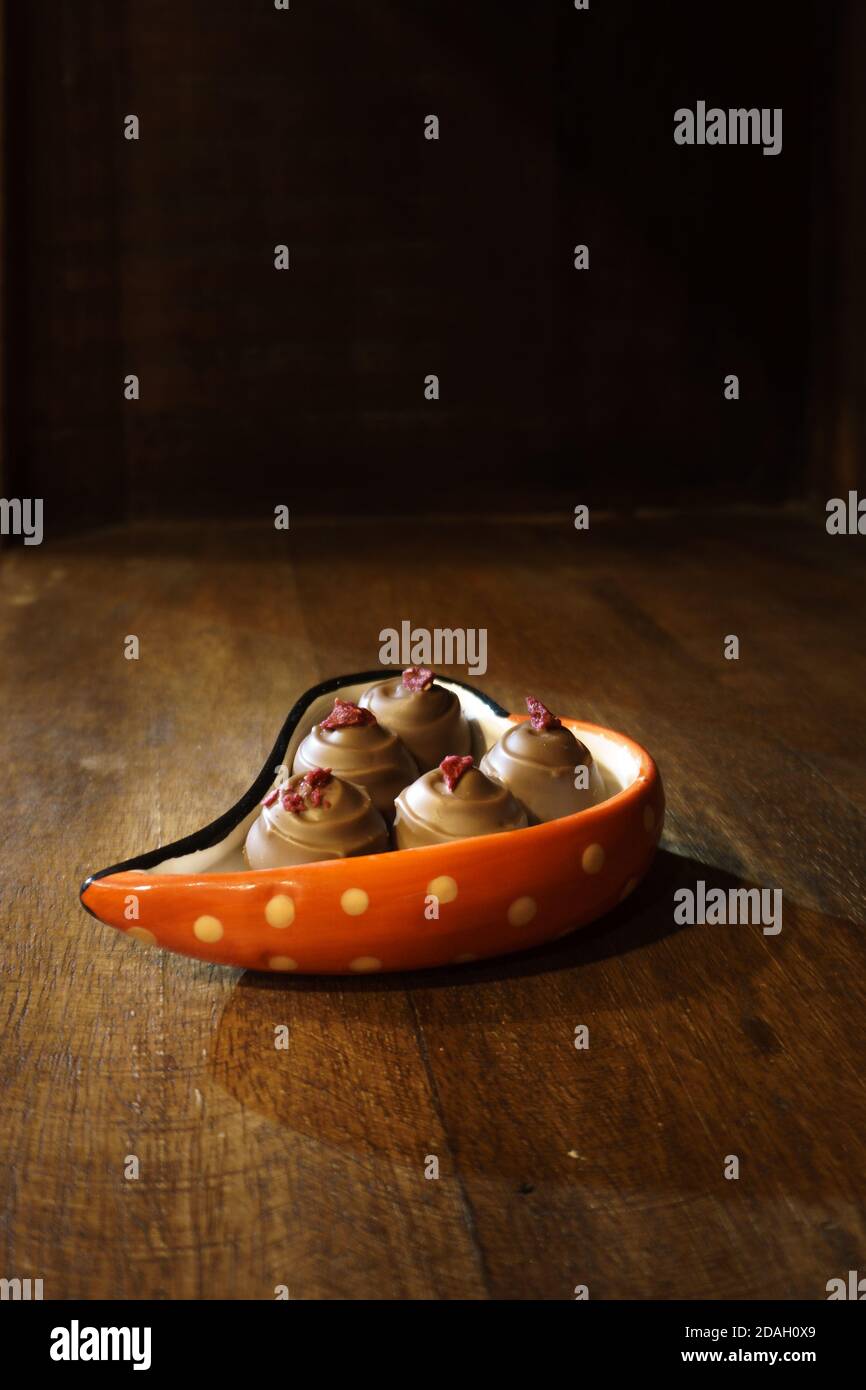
xmin=79 ymin=671 xmax=658 ymax=906
xmin=80 ymin=670 xmax=507 ymax=897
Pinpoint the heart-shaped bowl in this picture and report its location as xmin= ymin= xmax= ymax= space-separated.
xmin=80 ymin=671 xmax=664 ymax=974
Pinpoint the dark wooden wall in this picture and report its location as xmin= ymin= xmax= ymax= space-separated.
xmin=2 ymin=0 xmax=853 ymax=530
xmin=809 ymin=0 xmax=866 ymax=499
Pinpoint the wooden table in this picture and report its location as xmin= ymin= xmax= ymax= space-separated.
xmin=1 ymin=511 xmax=864 ymax=1300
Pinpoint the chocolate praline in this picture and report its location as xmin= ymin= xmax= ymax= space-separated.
xmin=292 ymin=698 xmax=417 ymax=821
xmin=394 ymin=755 xmax=528 ymax=849
xmin=360 ymin=667 xmax=471 ymax=773
xmin=245 ymin=768 xmax=389 ymax=869
xmin=480 ymin=696 xmax=606 ymax=824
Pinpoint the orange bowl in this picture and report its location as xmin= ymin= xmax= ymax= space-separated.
xmin=80 ymin=672 xmax=664 ymax=974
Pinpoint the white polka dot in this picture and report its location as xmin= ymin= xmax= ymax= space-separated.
xmin=349 ymin=956 xmax=381 ymax=973
xmin=268 ymin=956 xmax=298 ymax=972
xmin=507 ymin=896 xmax=537 ymax=927
xmin=643 ymin=804 xmax=656 ymax=832
xmin=427 ymin=875 xmax=458 ymax=904
xmin=341 ymin=888 xmax=369 ymax=916
xmin=581 ymin=843 xmax=605 ymax=874
xmin=619 ymin=876 xmax=639 ymax=902
xmin=265 ymin=894 xmax=295 ymax=929
xmin=452 ymin=952 xmax=476 ymax=964
xmin=126 ymin=927 xmax=157 ymax=947
xmin=193 ymin=915 xmax=224 ymax=943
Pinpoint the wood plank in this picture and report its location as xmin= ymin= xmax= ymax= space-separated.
xmin=0 ymin=513 xmax=864 ymax=1298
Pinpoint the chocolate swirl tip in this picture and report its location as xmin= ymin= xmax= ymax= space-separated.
xmin=245 ymin=770 xmax=389 ymax=868
xmin=394 ymin=761 xmax=528 ymax=849
xmin=359 ymin=671 xmax=471 ymax=773
xmin=480 ymin=708 xmax=606 ymax=823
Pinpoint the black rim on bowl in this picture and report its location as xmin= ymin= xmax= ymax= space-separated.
xmin=79 ymin=670 xmax=508 ymax=911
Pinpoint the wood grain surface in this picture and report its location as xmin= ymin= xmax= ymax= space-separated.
xmin=1 ymin=511 xmax=864 ymax=1300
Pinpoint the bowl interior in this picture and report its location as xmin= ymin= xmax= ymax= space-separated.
xmin=119 ymin=679 xmax=644 ymax=877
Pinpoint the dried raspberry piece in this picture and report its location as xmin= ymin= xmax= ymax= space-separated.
xmin=320 ymin=699 xmax=376 ymax=730
xmin=401 ymin=666 xmax=434 ymax=693
xmin=302 ymin=766 xmax=332 ymax=807
xmin=440 ymin=754 xmax=474 ymax=792
xmin=526 ymin=695 xmax=562 ymax=732
xmin=261 ymin=788 xmax=280 ymax=808
xmin=276 ymin=768 xmax=334 ymax=815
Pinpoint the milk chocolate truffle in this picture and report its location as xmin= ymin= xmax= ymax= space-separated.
xmin=480 ymin=695 xmax=605 ymax=824
xmin=394 ymin=754 xmax=528 ymax=849
xmin=245 ymin=767 xmax=389 ymax=869
xmin=292 ymin=698 xmax=417 ymax=820
xmin=360 ymin=667 xmax=472 ymax=772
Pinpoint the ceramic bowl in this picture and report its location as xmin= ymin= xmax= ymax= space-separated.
xmin=80 ymin=672 xmax=664 ymax=973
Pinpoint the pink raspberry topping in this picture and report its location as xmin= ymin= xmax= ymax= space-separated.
xmin=401 ymin=666 xmax=434 ymax=693
xmin=261 ymin=788 xmax=280 ymax=808
xmin=320 ymin=699 xmax=376 ymax=730
xmin=277 ymin=767 xmax=333 ymax=815
xmin=302 ymin=766 xmax=332 ymax=807
xmin=440 ymin=754 xmax=474 ymax=792
xmin=526 ymin=695 xmax=562 ymax=732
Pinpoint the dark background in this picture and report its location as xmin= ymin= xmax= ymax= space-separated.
xmin=3 ymin=2 xmax=866 ymax=1306
xmin=2 ymin=0 xmax=863 ymax=529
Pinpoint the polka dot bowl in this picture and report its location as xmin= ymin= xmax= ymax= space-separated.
xmin=80 ymin=672 xmax=664 ymax=974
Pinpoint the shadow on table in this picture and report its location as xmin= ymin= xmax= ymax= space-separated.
xmin=203 ymin=846 xmax=866 ymax=1285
